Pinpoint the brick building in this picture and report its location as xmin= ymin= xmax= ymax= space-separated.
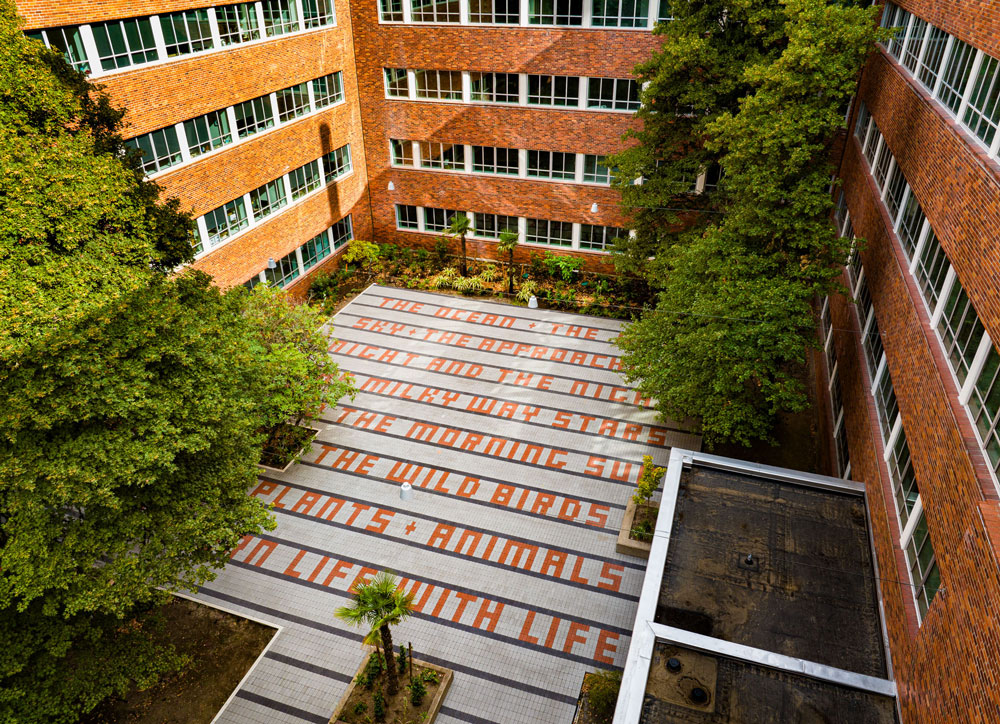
xmin=14 ymin=0 xmax=1000 ymax=721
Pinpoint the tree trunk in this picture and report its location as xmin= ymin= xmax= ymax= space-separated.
xmin=380 ymin=624 xmax=399 ymax=696
xmin=507 ymin=252 xmax=514 ymax=294
xmin=460 ymin=234 xmax=468 ymax=277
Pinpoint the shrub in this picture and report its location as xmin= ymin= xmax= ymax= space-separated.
xmin=455 ymin=276 xmax=484 ymax=295
xmin=373 ymin=690 xmax=386 ymax=722
xmin=352 ymin=701 xmax=367 ymax=716
xmin=631 ymin=519 xmax=654 ymax=542
xmin=408 ymin=677 xmax=427 ymax=706
xmin=516 ymin=280 xmax=539 ymax=303
xmin=397 ymin=644 xmax=408 ymax=676
xmin=342 ymin=239 xmax=382 ymax=280
xmin=543 ymin=253 xmax=583 ymax=282
xmin=587 ymin=669 xmax=622 ymax=719
xmin=359 ymin=651 xmax=385 ymax=689
xmin=632 ymin=455 xmax=666 ymax=511
xmin=433 ymin=267 xmax=460 ymax=289
xmin=419 ymin=669 xmax=440 ymax=684
xmin=478 ymin=264 xmax=500 ymax=282
xmin=433 ymin=238 xmax=449 ymax=269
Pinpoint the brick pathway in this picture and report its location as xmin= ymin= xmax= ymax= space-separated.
xmin=195 ymin=285 xmax=700 ymax=724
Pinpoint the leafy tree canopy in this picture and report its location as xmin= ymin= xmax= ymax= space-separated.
xmin=610 ymin=0 xmax=886 ymax=445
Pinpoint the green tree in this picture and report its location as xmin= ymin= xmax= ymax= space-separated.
xmin=610 ymin=0 xmax=886 ymax=446
xmin=335 ymin=571 xmax=414 ymax=696
xmin=497 ymin=229 xmax=519 ymax=295
xmin=446 ymin=213 xmax=473 ymax=277
xmin=341 ymin=238 xmax=382 ymax=283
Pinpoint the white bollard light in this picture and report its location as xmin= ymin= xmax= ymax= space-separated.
xmin=400 ymin=482 xmax=414 ymax=501
xmin=528 ymin=295 xmax=538 ymax=309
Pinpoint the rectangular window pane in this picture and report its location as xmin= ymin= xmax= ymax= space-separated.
xmin=234 ymin=95 xmax=275 ymax=138
xmin=263 ymin=0 xmax=300 ymax=35
xmin=302 ymin=229 xmax=332 ymax=270
xmin=92 ymin=17 xmax=158 ymax=71
xmin=888 ymin=431 xmax=920 ymax=528
xmin=526 ymin=218 xmax=573 ymax=246
xmin=587 ymin=77 xmax=640 ymax=110
xmin=473 ymin=212 xmax=518 ymax=239
xmin=412 ymin=0 xmax=461 ymax=22
xmin=420 ymin=142 xmax=465 ymax=170
xmin=396 ymin=204 xmax=419 ymax=229
xmin=415 ymin=70 xmax=463 ymax=100
xmin=324 ymin=144 xmax=352 ymax=183
xmin=854 ymin=101 xmax=871 ymax=143
xmin=896 ymin=192 xmax=925 ymax=259
xmin=863 ymin=126 xmax=882 ymax=164
xmin=969 ymin=347 xmax=1000 ymax=477
xmin=937 ymin=279 xmax=986 ymax=385
xmin=424 ymin=207 xmax=464 ymax=231
xmin=862 ymin=316 xmax=885 ymax=376
xmin=527 ymin=150 xmax=576 ymax=179
xmin=385 ymin=68 xmax=410 ymax=97
xmin=470 ymin=72 xmax=519 ymax=103
xmin=265 ymin=250 xmax=300 ymax=287
xmin=469 ymin=0 xmax=520 ymax=23
xmin=276 ymin=82 xmax=311 ymax=121
xmin=904 ymin=512 xmax=940 ymax=619
xmin=583 ymin=154 xmax=610 ymax=184
xmin=472 ymin=146 xmax=518 ymax=175
xmin=872 ymin=141 xmax=893 ymax=189
xmin=313 ymin=71 xmax=344 ymax=108
xmin=964 ymin=54 xmax=1000 ymax=147
xmin=43 ymin=25 xmax=90 ymax=72
xmin=883 ymin=165 xmax=908 ymax=221
xmin=204 ymin=198 xmax=249 ymax=247
xmin=887 ymin=10 xmax=911 ymax=59
xmin=579 ymin=224 xmax=625 ymax=251
xmin=249 ymin=178 xmax=288 ymax=220
xmin=303 ymin=0 xmax=336 ymax=27
xmin=529 ymin=0 xmax=583 ymax=25
xmin=161 ymin=9 xmax=214 ymax=57
xmin=125 ymin=126 xmax=183 ymax=175
xmin=913 ymin=230 xmax=951 ymax=310
xmin=184 ymin=110 xmax=232 ymax=157
xmin=873 ymin=364 xmax=900 ymax=440
xmin=938 ymin=39 xmax=977 ymax=113
xmin=902 ymin=17 xmax=927 ymax=74
xmin=528 ymin=74 xmax=580 ymax=106
xmin=218 ymin=3 xmax=261 ymax=45
xmin=289 ymin=160 xmax=322 ymax=198
xmin=391 ymin=139 xmax=415 ymax=166
xmin=918 ymin=26 xmax=949 ymax=89
xmin=380 ymin=0 xmax=404 ymax=21
xmin=331 ymin=215 xmax=354 ymax=249
xmin=592 ymin=0 xmax=649 ymax=27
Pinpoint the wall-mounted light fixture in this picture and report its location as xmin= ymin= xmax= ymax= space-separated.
xmin=387 ymin=181 xmax=395 ymax=191
xmin=267 ymin=258 xmax=277 ymax=269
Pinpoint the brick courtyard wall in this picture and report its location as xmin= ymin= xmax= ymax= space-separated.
xmin=834 ymin=33 xmax=1000 ymax=722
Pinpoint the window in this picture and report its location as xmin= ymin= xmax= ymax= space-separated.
xmin=126 ymin=127 xmax=183 ymax=174
xmin=918 ymin=26 xmax=950 ymax=89
xmin=217 ymin=3 xmax=261 ymax=45
xmin=833 ymin=190 xmax=849 ymax=234
xmin=862 ymin=315 xmax=885 ymax=377
xmin=872 ymin=139 xmax=893 ymax=189
xmin=526 ymin=218 xmax=573 ymax=246
xmin=324 ymin=144 xmax=352 ymax=182
xmin=904 ymin=512 xmax=941 ymax=620
xmin=470 ymin=0 xmax=519 ymax=24
xmin=529 ymin=0 xmax=583 ymax=25
xmin=580 ymin=224 xmax=624 ymax=251
xmin=234 ymin=95 xmax=275 ymax=138
xmin=702 ymin=163 xmax=723 ymax=191
xmin=303 ymin=0 xmax=336 ymax=27
xmin=184 ymin=110 xmax=232 ymax=157
xmin=937 ymin=279 xmax=986 ymax=385
xmin=380 ymin=0 xmax=404 ymax=21
xmin=92 ymin=17 xmax=158 ymax=71
xmin=902 ymin=17 xmax=928 ymax=73
xmin=914 ymin=230 xmax=951 ymax=310
xmin=527 ymin=150 xmax=576 ymax=179
xmin=896 ymin=192 xmax=925 ymax=258
xmin=964 ymin=54 xmax=1000 ymax=146
xmin=396 ymin=204 xmax=419 ymax=229
xmin=265 ymin=250 xmax=300 ymax=287
xmin=937 ymin=38 xmax=977 ymax=113
xmin=390 ymin=139 xmax=415 ymax=166
xmin=385 ymin=68 xmax=410 ymax=97
xmin=412 ymin=0 xmax=461 ymax=22
xmin=302 ymin=230 xmax=332 ymax=270
xmin=592 ymin=0 xmax=649 ymax=27
xmin=470 ymin=72 xmax=519 ymax=103
xmin=244 ymin=274 xmax=264 ymax=290
xmin=313 ymin=72 xmax=345 ymax=107
xmin=424 ymin=208 xmax=464 ymax=232
xmin=263 ymin=0 xmax=300 ymax=35
xmin=886 ymin=9 xmax=911 ymax=59
xmin=873 ymin=362 xmax=900 ymax=440
xmin=853 ymin=102 xmax=872 ymax=143
xmin=420 ymin=142 xmax=465 ymax=170
xmin=473 ymin=213 xmax=518 ymax=239
xmin=331 ymin=215 xmax=354 ymax=248
xmin=528 ymin=75 xmax=579 ymax=106
xmin=888 ymin=432 xmax=919 ymax=527
xmin=657 ymin=0 xmax=672 ymax=21
xmin=883 ymin=164 xmax=908 ymax=220
xmin=583 ymin=155 xmax=611 ymax=184
xmin=34 ymin=26 xmax=89 ymax=72
xmin=969 ymin=348 xmax=1000 ymax=476
xmin=473 ymin=146 xmax=519 ymax=175
xmin=249 ymin=178 xmax=288 ymax=220
xmin=204 ymin=198 xmax=249 ymax=248
xmin=289 ymin=160 xmax=323 ymax=198
xmin=161 ymin=9 xmax=213 ymax=57
xmin=415 ymin=70 xmax=463 ymax=100
xmin=276 ymin=82 xmax=310 ymax=121
xmin=587 ymin=77 xmax=640 ymax=111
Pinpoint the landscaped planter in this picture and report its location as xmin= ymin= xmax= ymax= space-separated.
xmin=616 ymin=499 xmax=660 ymax=558
xmin=329 ymin=649 xmax=453 ymax=724
xmin=258 ymin=424 xmax=319 ymax=473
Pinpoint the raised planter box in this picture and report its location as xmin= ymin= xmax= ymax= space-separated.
xmin=329 ymin=649 xmax=453 ymax=724
xmin=616 ymin=499 xmax=659 ymax=558
xmin=258 ymin=425 xmax=319 ymax=473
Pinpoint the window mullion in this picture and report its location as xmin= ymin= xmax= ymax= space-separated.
xmin=957 ymin=50 xmax=985 ymax=121
xmin=960 ymin=334 xmax=994 ymax=405
xmin=930 ymin=267 xmax=957 ymax=326
xmin=883 ymin=415 xmax=903 ymax=460
xmin=578 ymin=77 xmax=589 ymax=109
xmin=899 ymin=496 xmax=924 ymax=547
xmin=150 ymin=15 xmax=168 ymax=63
xmin=207 ymin=7 xmax=223 ymax=47
xmin=908 ymin=219 xmax=932 ymax=274
xmin=78 ymin=24 xmax=101 ymax=77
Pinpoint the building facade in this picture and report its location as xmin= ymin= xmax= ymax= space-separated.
xmin=14 ymin=0 xmax=1000 ymax=720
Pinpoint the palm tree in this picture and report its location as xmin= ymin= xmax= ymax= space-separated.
xmin=446 ymin=213 xmax=473 ymax=277
xmin=497 ymin=229 xmax=519 ymax=296
xmin=335 ymin=570 xmax=414 ymax=696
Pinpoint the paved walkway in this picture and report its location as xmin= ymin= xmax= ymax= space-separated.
xmin=195 ymin=285 xmax=700 ymax=724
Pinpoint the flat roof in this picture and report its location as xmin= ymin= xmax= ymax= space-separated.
xmin=615 ymin=451 xmax=898 ymax=724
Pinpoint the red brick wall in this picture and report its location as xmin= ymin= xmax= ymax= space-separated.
xmin=888 ymin=0 xmax=1000 ymax=60
xmin=835 ymin=45 xmax=1000 ymax=722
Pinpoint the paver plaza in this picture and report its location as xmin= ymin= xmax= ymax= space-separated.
xmin=193 ymin=285 xmax=700 ymax=724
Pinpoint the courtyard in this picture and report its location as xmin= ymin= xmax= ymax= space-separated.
xmin=193 ymin=285 xmax=701 ymax=724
